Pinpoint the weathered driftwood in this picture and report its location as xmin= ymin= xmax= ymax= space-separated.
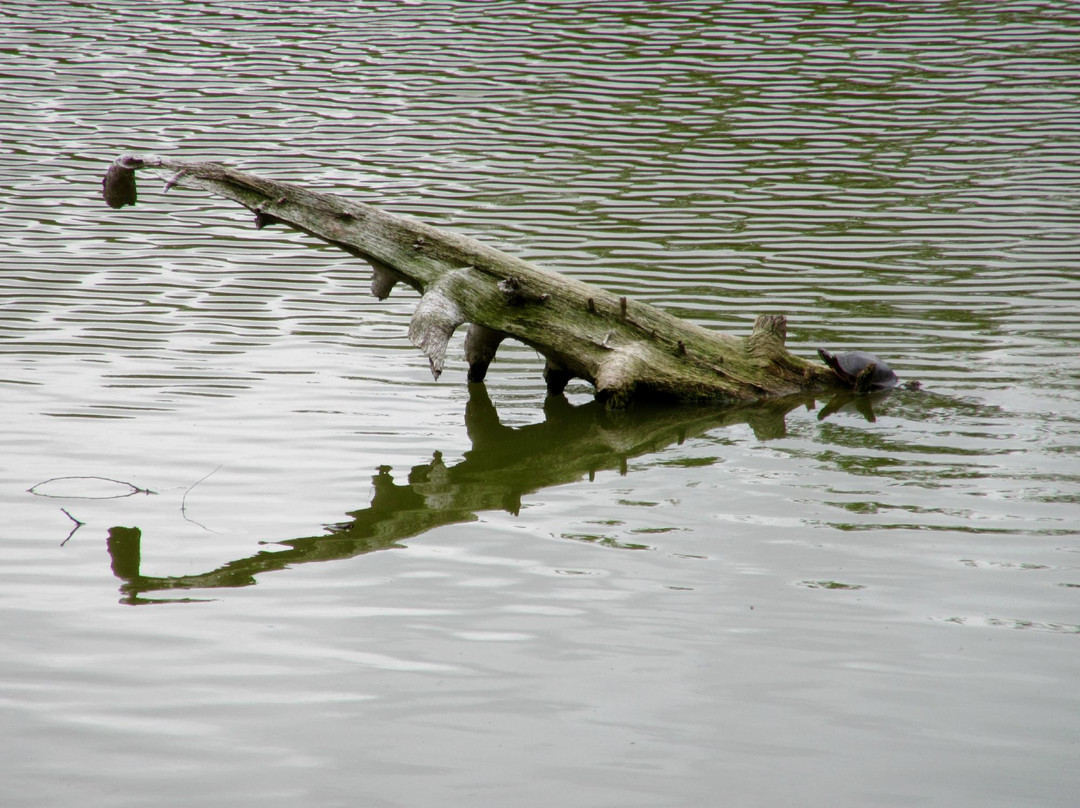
xmin=103 ymin=153 xmax=845 ymax=405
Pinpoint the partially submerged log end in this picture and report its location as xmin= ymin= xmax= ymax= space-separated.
xmin=464 ymin=323 xmax=507 ymax=383
xmin=102 ymin=155 xmax=142 ymax=209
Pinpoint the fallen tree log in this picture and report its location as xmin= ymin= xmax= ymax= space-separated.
xmin=103 ymin=153 xmax=846 ymax=405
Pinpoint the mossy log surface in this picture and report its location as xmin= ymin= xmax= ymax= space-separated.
xmin=103 ymin=154 xmax=844 ymax=404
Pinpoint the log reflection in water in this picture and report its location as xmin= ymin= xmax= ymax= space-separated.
xmin=106 ymin=385 xmax=839 ymax=603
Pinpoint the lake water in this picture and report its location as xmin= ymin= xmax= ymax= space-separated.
xmin=2 ymin=1 xmax=1078 ymax=805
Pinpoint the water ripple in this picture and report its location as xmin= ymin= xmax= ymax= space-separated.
xmin=2 ymin=5 xmax=1080 ymax=802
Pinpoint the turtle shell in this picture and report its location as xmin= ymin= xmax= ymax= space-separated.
xmin=817 ymin=349 xmax=898 ymax=391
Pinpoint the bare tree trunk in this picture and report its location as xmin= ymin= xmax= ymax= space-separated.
xmin=103 ymin=154 xmax=842 ymax=405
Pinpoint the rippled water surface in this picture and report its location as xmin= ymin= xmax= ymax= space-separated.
xmin=2 ymin=2 xmax=1079 ymax=806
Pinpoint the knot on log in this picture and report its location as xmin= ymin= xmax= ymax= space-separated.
xmin=254 ymin=210 xmax=283 ymax=229
xmin=498 ymin=276 xmax=549 ymax=307
xmin=252 ymin=196 xmax=289 ymax=229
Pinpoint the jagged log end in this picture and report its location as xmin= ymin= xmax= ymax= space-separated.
xmin=746 ymin=313 xmax=788 ymax=359
xmin=744 ymin=315 xmax=838 ymax=395
xmin=463 ymin=323 xmax=507 ymax=383
xmin=409 ymin=290 xmax=466 ymax=380
xmin=755 ymin=313 xmax=787 ymax=340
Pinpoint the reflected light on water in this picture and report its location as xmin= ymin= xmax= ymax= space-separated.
xmin=1 ymin=1 xmax=1079 ymax=806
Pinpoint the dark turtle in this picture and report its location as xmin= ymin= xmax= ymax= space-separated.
xmin=817 ymin=348 xmax=899 ymax=392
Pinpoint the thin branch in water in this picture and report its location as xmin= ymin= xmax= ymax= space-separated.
xmin=29 ymin=476 xmax=156 ymax=499
xmin=59 ymin=508 xmax=85 ymax=546
xmin=181 ymin=466 xmax=222 ymax=533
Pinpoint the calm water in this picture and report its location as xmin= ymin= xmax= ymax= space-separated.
xmin=2 ymin=1 xmax=1079 ymax=805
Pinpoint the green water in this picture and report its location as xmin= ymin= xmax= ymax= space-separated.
xmin=1 ymin=2 xmax=1078 ymax=806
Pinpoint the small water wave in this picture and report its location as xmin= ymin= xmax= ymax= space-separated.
xmin=2 ymin=3 xmax=1079 ymax=805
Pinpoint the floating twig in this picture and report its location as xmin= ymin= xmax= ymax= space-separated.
xmin=29 ymin=476 xmax=155 ymax=499
xmin=181 ymin=466 xmax=222 ymax=532
xmin=59 ymin=508 xmax=85 ymax=546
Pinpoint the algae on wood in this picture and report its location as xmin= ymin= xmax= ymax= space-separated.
xmin=102 ymin=153 xmax=844 ymax=404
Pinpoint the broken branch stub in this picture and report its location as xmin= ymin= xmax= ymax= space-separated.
xmin=101 ymin=154 xmax=846 ymax=404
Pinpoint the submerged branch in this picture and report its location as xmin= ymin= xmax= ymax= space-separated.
xmin=59 ymin=508 xmax=84 ymax=546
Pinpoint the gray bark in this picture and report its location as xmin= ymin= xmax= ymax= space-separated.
xmin=102 ymin=154 xmax=844 ymax=404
